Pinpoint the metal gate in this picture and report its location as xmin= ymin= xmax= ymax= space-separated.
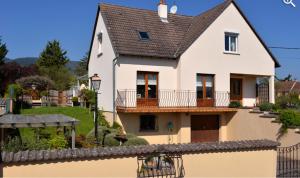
xmin=257 ymin=83 xmax=269 ymax=105
xmin=277 ymin=143 xmax=300 ymax=177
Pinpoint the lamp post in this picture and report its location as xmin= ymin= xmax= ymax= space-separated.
xmin=90 ymin=74 xmax=101 ymax=146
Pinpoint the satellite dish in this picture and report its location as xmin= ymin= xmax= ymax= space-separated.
xmin=170 ymin=5 xmax=178 ymax=14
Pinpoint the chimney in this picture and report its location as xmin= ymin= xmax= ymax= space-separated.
xmin=158 ymin=0 xmax=168 ymax=23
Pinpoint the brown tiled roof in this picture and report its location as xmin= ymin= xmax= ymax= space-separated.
xmin=276 ymin=81 xmax=300 ymax=93
xmin=1 ymin=140 xmax=279 ymax=164
xmin=175 ymin=0 xmax=232 ymax=56
xmin=100 ymin=3 xmax=193 ymax=59
xmin=87 ymin=0 xmax=280 ymax=68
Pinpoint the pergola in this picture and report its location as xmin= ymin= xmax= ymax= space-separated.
xmin=0 ymin=114 xmax=79 ymax=149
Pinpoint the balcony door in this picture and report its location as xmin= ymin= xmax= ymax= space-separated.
xmin=137 ymin=72 xmax=158 ymax=107
xmin=197 ymin=74 xmax=214 ymax=107
xmin=230 ymin=78 xmax=243 ymax=103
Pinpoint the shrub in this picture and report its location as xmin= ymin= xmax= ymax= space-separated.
xmin=24 ymin=139 xmax=50 ymax=150
xmin=48 ymin=135 xmax=68 ymax=149
xmin=1 ymin=137 xmax=24 ymax=152
xmin=99 ymin=110 xmax=110 ymax=127
xmin=229 ymin=101 xmax=241 ymax=108
xmin=123 ymin=137 xmax=149 ymax=146
xmin=112 ymin=121 xmax=122 ymax=130
xmin=74 ymin=134 xmax=95 ymax=148
xmin=103 ymin=133 xmax=120 ymax=147
xmin=259 ymin=103 xmax=275 ymax=112
xmin=279 ymin=110 xmax=300 ymax=131
xmin=5 ymin=84 xmax=23 ymax=99
xmin=72 ymin=97 xmax=80 ymax=106
xmin=72 ymin=97 xmax=78 ymax=103
xmin=276 ymin=93 xmax=300 ymax=109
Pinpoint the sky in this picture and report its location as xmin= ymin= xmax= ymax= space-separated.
xmin=1 ymin=0 xmax=300 ymax=79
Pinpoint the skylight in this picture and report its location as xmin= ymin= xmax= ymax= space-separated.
xmin=138 ymin=31 xmax=150 ymax=40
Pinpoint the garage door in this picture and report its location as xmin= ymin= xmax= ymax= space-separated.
xmin=191 ymin=115 xmax=219 ymax=143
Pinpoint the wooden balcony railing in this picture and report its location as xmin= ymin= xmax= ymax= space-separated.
xmin=116 ymin=90 xmax=230 ymax=109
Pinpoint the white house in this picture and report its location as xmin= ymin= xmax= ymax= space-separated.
xmin=88 ymin=0 xmax=280 ymax=144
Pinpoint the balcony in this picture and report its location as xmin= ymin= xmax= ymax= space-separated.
xmin=116 ymin=90 xmax=238 ymax=113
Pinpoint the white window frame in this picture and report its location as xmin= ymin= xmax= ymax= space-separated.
xmin=97 ymin=31 xmax=103 ymax=56
xmin=224 ymin=32 xmax=239 ymax=54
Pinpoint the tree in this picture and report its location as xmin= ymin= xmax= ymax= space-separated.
xmin=0 ymin=62 xmax=38 ymax=96
xmin=37 ymin=40 xmax=74 ymax=91
xmin=75 ymin=52 xmax=88 ymax=77
xmin=16 ymin=75 xmax=55 ymax=91
xmin=0 ymin=38 xmax=8 ymax=66
xmin=39 ymin=66 xmax=75 ymax=91
xmin=37 ymin=40 xmax=69 ymax=68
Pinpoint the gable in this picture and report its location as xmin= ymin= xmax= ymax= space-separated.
xmin=179 ymin=1 xmax=279 ymax=67
xmin=180 ymin=3 xmax=276 ymax=76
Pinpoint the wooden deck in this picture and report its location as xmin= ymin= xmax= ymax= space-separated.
xmin=116 ymin=107 xmax=238 ymax=113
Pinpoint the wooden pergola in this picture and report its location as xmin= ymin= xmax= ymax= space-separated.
xmin=0 ymin=114 xmax=79 ymax=149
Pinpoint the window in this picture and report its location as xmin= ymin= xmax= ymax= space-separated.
xmin=97 ymin=31 xmax=103 ymax=55
xmin=140 ymin=115 xmax=157 ymax=131
xmin=197 ymin=74 xmax=214 ymax=99
xmin=137 ymin=72 xmax=158 ymax=99
xmin=138 ymin=31 xmax=150 ymax=40
xmin=225 ymin=33 xmax=238 ymax=53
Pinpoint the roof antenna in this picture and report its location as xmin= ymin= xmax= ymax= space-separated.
xmin=170 ymin=0 xmax=178 ymax=14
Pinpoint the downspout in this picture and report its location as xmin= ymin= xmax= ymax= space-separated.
xmin=112 ymin=56 xmax=119 ymax=122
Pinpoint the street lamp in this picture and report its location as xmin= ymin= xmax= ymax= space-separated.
xmin=90 ymin=74 xmax=102 ymax=146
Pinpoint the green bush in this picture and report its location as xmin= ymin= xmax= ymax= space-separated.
xmin=229 ymin=101 xmax=241 ymax=108
xmin=276 ymin=93 xmax=300 ymax=109
xmin=112 ymin=121 xmax=122 ymax=130
xmin=1 ymin=137 xmax=25 ymax=152
xmin=123 ymin=137 xmax=149 ymax=146
xmin=5 ymin=84 xmax=23 ymax=99
xmin=259 ymin=103 xmax=275 ymax=112
xmin=74 ymin=134 xmax=95 ymax=148
xmin=279 ymin=110 xmax=300 ymax=131
xmin=99 ymin=110 xmax=110 ymax=127
xmin=72 ymin=97 xmax=78 ymax=103
xmin=72 ymin=97 xmax=80 ymax=106
xmin=103 ymin=133 xmax=120 ymax=147
xmin=24 ymin=139 xmax=50 ymax=150
xmin=48 ymin=135 xmax=68 ymax=149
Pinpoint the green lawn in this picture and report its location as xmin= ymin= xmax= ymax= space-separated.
xmin=20 ymin=107 xmax=94 ymax=139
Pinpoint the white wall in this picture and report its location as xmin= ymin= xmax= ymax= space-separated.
xmin=178 ymin=4 xmax=275 ymax=94
xmin=88 ymin=12 xmax=116 ymax=112
xmin=116 ymin=56 xmax=178 ymax=90
xmin=90 ymin=3 xmax=277 ymax=110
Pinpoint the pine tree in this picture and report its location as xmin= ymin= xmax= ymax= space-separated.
xmin=0 ymin=38 xmax=8 ymax=65
xmin=75 ymin=52 xmax=88 ymax=77
xmin=37 ymin=40 xmax=69 ymax=68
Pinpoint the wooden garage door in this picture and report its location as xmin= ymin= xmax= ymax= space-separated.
xmin=191 ymin=115 xmax=219 ymax=143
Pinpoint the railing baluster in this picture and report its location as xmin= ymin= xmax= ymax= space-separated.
xmin=116 ymin=90 xmax=231 ymax=109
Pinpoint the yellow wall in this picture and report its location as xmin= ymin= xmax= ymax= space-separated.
xmin=117 ymin=113 xmax=180 ymax=144
xmin=226 ymin=109 xmax=300 ymax=146
xmin=2 ymin=149 xmax=277 ymax=177
xmin=117 ymin=113 xmax=229 ymax=144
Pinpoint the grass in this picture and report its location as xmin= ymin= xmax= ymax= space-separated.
xmin=20 ymin=107 xmax=94 ymax=140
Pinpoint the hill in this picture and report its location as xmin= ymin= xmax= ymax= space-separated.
xmin=5 ymin=57 xmax=79 ymax=72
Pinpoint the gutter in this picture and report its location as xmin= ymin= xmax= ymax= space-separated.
xmin=112 ymin=56 xmax=119 ymax=122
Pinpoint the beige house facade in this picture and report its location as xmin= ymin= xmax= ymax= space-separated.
xmin=88 ymin=0 xmax=280 ymax=144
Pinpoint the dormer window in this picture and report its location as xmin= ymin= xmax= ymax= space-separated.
xmin=225 ymin=32 xmax=238 ymax=53
xmin=97 ymin=31 xmax=103 ymax=55
xmin=138 ymin=31 xmax=150 ymax=40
